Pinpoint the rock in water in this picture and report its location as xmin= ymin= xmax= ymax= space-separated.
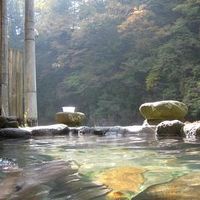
xmin=133 ymin=173 xmax=200 ymax=200
xmin=55 ymin=112 xmax=86 ymax=126
xmin=0 ymin=160 xmax=79 ymax=200
xmin=25 ymin=124 xmax=70 ymax=136
xmin=156 ymin=120 xmax=184 ymax=138
xmin=181 ymin=122 xmax=200 ymax=139
xmin=96 ymin=167 xmax=145 ymax=193
xmin=0 ymin=128 xmax=31 ymax=139
xmin=139 ymin=100 xmax=188 ymax=121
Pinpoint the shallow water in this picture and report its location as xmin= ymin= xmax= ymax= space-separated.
xmin=0 ymin=132 xmax=200 ymax=199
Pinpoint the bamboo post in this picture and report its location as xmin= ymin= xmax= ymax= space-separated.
xmin=24 ymin=0 xmax=38 ymax=126
xmin=0 ymin=0 xmax=2 ymax=115
xmin=0 ymin=0 xmax=9 ymax=116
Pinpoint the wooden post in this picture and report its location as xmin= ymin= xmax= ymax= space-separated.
xmin=8 ymin=49 xmax=24 ymax=124
xmin=0 ymin=0 xmax=3 ymax=115
xmin=24 ymin=0 xmax=38 ymax=126
xmin=0 ymin=0 xmax=9 ymax=116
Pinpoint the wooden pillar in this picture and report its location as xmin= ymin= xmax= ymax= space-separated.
xmin=0 ymin=0 xmax=8 ymax=116
xmin=24 ymin=0 xmax=38 ymax=126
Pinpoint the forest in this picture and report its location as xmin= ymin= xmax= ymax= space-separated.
xmin=8 ymin=0 xmax=200 ymax=125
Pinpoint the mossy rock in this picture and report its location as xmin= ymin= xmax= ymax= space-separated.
xmin=139 ymin=100 xmax=188 ymax=121
xmin=55 ymin=112 xmax=86 ymax=126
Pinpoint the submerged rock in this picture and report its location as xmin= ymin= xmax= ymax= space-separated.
xmin=139 ymin=100 xmax=188 ymax=122
xmin=55 ymin=112 xmax=86 ymax=126
xmin=96 ymin=167 xmax=145 ymax=193
xmin=156 ymin=120 xmax=184 ymax=138
xmin=181 ymin=122 xmax=200 ymax=139
xmin=0 ymin=160 xmax=78 ymax=199
xmin=107 ymin=191 xmax=130 ymax=200
xmin=0 ymin=160 xmax=110 ymax=200
xmin=133 ymin=173 xmax=200 ymax=200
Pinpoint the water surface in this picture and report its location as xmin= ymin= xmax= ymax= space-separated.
xmin=0 ymin=131 xmax=200 ymax=199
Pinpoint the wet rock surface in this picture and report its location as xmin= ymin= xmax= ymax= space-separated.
xmin=1 ymin=122 xmax=200 ymax=140
xmin=0 ymin=124 xmax=155 ymax=139
xmin=25 ymin=124 xmax=70 ymax=136
xmin=70 ymin=125 xmax=156 ymax=136
xmin=181 ymin=122 xmax=200 ymax=139
xmin=133 ymin=173 xmax=200 ymax=200
xmin=0 ymin=128 xmax=31 ymax=139
xmin=156 ymin=120 xmax=184 ymax=138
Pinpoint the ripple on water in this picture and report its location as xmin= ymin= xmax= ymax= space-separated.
xmin=0 ymin=134 xmax=199 ymax=199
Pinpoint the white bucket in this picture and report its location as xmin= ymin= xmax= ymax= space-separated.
xmin=62 ymin=106 xmax=75 ymax=113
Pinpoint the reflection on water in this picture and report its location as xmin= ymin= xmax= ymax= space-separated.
xmin=0 ymin=133 xmax=200 ymax=199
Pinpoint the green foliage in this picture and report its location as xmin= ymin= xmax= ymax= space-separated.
xmin=10 ymin=0 xmax=200 ymax=124
xmin=7 ymin=0 xmax=24 ymax=49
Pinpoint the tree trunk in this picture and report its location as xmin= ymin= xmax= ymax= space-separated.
xmin=0 ymin=0 xmax=8 ymax=116
xmin=24 ymin=0 xmax=38 ymax=126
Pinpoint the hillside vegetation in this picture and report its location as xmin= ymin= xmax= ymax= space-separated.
xmin=9 ymin=0 xmax=200 ymax=125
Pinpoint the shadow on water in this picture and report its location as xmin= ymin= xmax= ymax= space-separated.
xmin=0 ymin=160 xmax=110 ymax=200
xmin=0 ymin=132 xmax=200 ymax=199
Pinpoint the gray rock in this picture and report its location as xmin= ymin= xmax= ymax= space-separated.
xmin=181 ymin=122 xmax=200 ymax=139
xmin=70 ymin=126 xmax=130 ymax=136
xmin=125 ymin=124 xmax=156 ymax=134
xmin=139 ymin=100 xmax=188 ymax=121
xmin=0 ymin=128 xmax=31 ymax=139
xmin=24 ymin=124 xmax=70 ymax=136
xmin=70 ymin=126 xmax=94 ymax=135
xmin=156 ymin=120 xmax=184 ymax=138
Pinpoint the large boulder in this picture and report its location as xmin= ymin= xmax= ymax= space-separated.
xmin=55 ymin=112 xmax=86 ymax=126
xmin=181 ymin=122 xmax=200 ymax=139
xmin=156 ymin=120 xmax=184 ymax=138
xmin=139 ymin=100 xmax=188 ymax=121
